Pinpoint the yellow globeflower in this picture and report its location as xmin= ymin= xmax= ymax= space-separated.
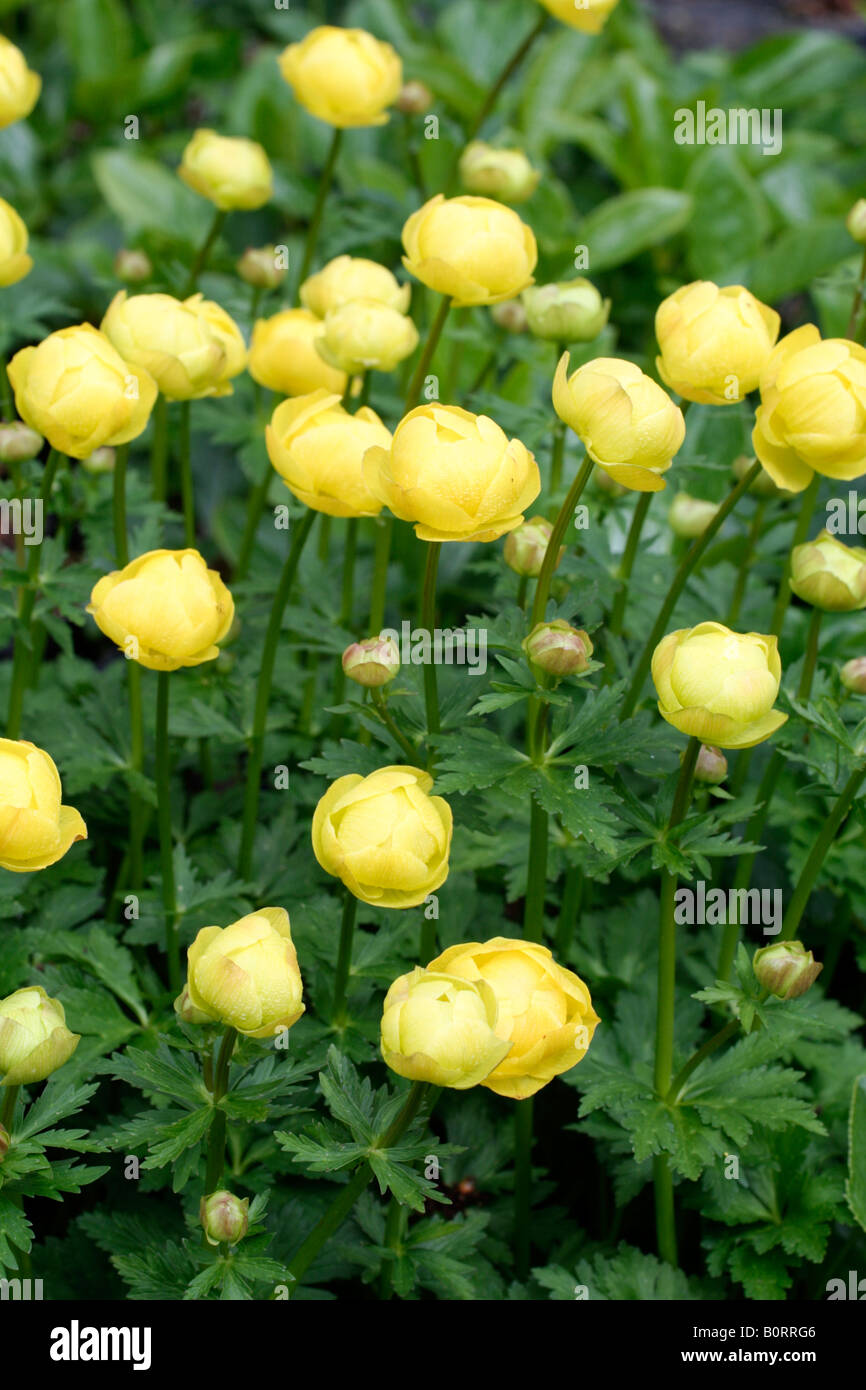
xmin=381 ymin=968 xmax=511 ymax=1090
xmin=364 ymin=403 xmax=540 ymax=543
xmin=0 ymin=988 xmax=78 ymax=1085
xmin=178 ymin=129 xmax=273 ymax=211
xmin=0 ymin=36 xmax=40 ymax=129
xmin=656 ymin=281 xmax=780 ymax=406
xmin=8 ymin=324 xmax=157 ymax=460
xmin=316 ymin=299 xmax=419 ymax=375
xmin=753 ymin=326 xmax=866 ymax=493
xmin=0 ymin=739 xmax=87 ymax=873
xmin=458 ymin=142 xmax=540 ymax=205
xmin=652 ymin=621 xmax=787 ymax=749
xmin=248 ymin=309 xmax=347 ymax=398
xmin=402 ymin=194 xmax=537 ymax=307
xmin=88 ymin=549 xmax=234 ymax=671
xmin=0 ymin=197 xmax=32 ymax=287
xmin=553 ymin=352 xmax=685 ymax=492
xmin=536 ymin=0 xmax=620 ymax=33
xmin=183 ymin=909 xmax=304 ymax=1039
xmin=187 ymin=295 xmax=247 ymax=391
xmin=266 ymin=389 xmax=389 ymax=517
xmin=789 ymin=531 xmax=866 ymax=612
xmin=312 ymin=765 xmax=452 ymax=909
xmin=426 ymin=938 xmax=600 ymax=1100
xmin=300 ymin=255 xmax=410 ymax=317
xmin=279 ymin=26 xmax=402 ymax=128
xmin=101 ymin=291 xmax=232 ymax=401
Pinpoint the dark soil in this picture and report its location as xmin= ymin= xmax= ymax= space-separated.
xmin=649 ymin=0 xmax=866 ymax=50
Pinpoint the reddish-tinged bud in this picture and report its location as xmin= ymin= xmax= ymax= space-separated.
xmin=490 ymin=299 xmax=528 ymax=334
xmin=523 ymin=620 xmax=593 ymax=677
xmin=504 ymin=516 xmax=560 ymax=578
xmin=237 ymin=246 xmax=287 ymax=291
xmin=693 ymin=744 xmax=728 ymax=785
xmin=396 ymin=81 xmax=433 ymax=115
xmin=342 ymin=635 xmax=400 ymax=688
xmin=113 ymin=248 xmax=152 ymax=283
xmin=0 ymin=420 xmax=43 ymax=463
xmin=753 ymin=941 xmax=823 ymax=1000
xmin=200 ymin=1190 xmax=249 ymax=1246
xmin=841 ymin=657 xmax=866 ymax=694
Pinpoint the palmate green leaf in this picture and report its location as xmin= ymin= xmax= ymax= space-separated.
xmin=537 ymin=1243 xmax=702 ymax=1301
xmin=846 ymin=1075 xmax=866 ymax=1232
xmin=111 ymin=1241 xmax=195 ymax=1301
xmin=531 ymin=767 xmax=623 ymax=858
xmin=102 ymin=1042 xmax=208 ymax=1109
xmin=13 ymin=1080 xmax=100 ymax=1144
xmin=0 ymin=1195 xmax=32 ymax=1268
xmin=433 ymin=727 xmax=528 ymax=794
xmin=276 ymin=1129 xmax=369 ymax=1174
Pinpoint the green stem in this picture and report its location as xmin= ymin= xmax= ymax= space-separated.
xmin=331 ymin=889 xmax=358 ymax=1025
xmin=155 ymin=671 xmax=179 ymax=993
xmin=284 ymin=1081 xmax=429 ymax=1296
xmin=330 ymin=517 xmax=359 ymax=727
xmin=726 ymin=501 xmax=766 ymax=627
xmin=769 ymin=474 xmax=820 ymax=638
xmin=204 ymin=1027 xmax=237 ymax=1194
xmin=371 ymin=688 xmax=420 ymax=764
xmin=514 ymin=1097 xmax=534 ymax=1280
xmin=549 ymin=417 xmax=566 ymax=496
xmin=608 ymin=491 xmax=652 ymax=641
xmin=846 ymin=246 xmax=866 ymax=340
xmin=405 ymin=294 xmax=451 ymax=414
xmin=6 ymin=449 xmax=60 ymax=739
xmin=421 ymin=541 xmax=442 ymax=762
xmin=667 ymin=1019 xmax=740 ymax=1104
xmin=238 ymin=508 xmax=316 ymax=880
xmin=554 ymin=863 xmax=583 ymax=957
xmin=799 ymin=607 xmax=823 ymax=699
xmin=530 ymin=454 xmax=594 ymax=629
xmin=127 ymin=661 xmax=144 ymax=893
xmin=297 ymin=129 xmax=343 ymax=290
xmin=780 ymin=765 xmax=866 ymax=942
xmin=463 ymin=9 xmax=549 ymax=146
xmin=419 ymin=912 xmax=437 ymax=963
xmin=523 ymin=799 xmax=549 ymax=944
xmin=183 ymin=208 xmax=227 ymax=298
xmin=0 ymin=1084 xmax=18 ymax=1130
xmin=236 ymin=453 xmax=272 ymax=580
xmin=178 ymin=402 xmax=195 ymax=546
xmin=150 ymin=395 xmax=169 ymax=504
xmin=112 ymin=444 xmax=130 ymax=566
xmin=653 ymin=1156 xmax=677 ymax=1266
xmin=368 ymin=516 xmax=392 ymax=638
xmin=621 ymin=462 xmax=761 ymax=720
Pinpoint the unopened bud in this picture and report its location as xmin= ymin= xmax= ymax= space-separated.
xmin=668 ymin=491 xmax=719 ymax=539
xmin=732 ymin=453 xmax=782 ymax=498
xmin=173 ymin=985 xmax=211 ymax=1026
xmin=0 ymin=1122 xmax=9 ymax=1162
xmin=523 ymin=620 xmax=593 ymax=677
xmin=459 ymin=141 xmax=540 ymax=204
xmin=0 ymin=421 xmax=43 ymax=464
xmin=847 ymin=198 xmax=866 ymax=246
xmin=237 ymin=246 xmax=286 ymax=291
xmin=490 ymin=298 xmax=528 ymax=334
xmin=522 ymin=278 xmax=610 ymax=343
xmin=790 ymin=530 xmax=866 ymax=612
xmin=841 ymin=657 xmax=866 ymax=694
xmin=80 ymin=446 xmax=116 ymax=475
xmin=693 ymin=744 xmax=727 ymax=785
xmin=200 ymin=1190 xmax=249 ymax=1246
xmin=114 ymin=248 xmax=152 ymax=283
xmin=342 ymin=635 xmax=400 ymax=688
xmin=753 ymin=941 xmax=822 ymax=1000
xmin=504 ymin=516 xmax=560 ymax=578
xmin=396 ymin=80 xmax=433 ymax=115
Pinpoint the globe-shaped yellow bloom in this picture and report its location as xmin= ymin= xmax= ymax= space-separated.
xmin=312 ymin=765 xmax=452 ymax=909
xmin=184 ymin=909 xmax=304 ymax=1039
xmin=536 ymin=0 xmax=620 ymax=34
xmin=316 ymin=299 xmax=418 ymax=375
xmin=248 ymin=309 xmax=347 ymax=398
xmin=0 ymin=36 xmax=40 ymax=129
xmin=427 ymin=938 xmax=600 ymax=1100
xmin=0 ymin=988 xmax=79 ymax=1085
xmin=752 ymin=326 xmax=866 ymax=493
xmin=0 ymin=739 xmax=87 ymax=873
xmin=8 ymin=325 xmax=157 ymax=460
xmin=187 ymin=295 xmax=247 ymax=391
xmin=789 ymin=531 xmax=866 ymax=612
xmin=381 ymin=968 xmax=512 ymax=1090
xmin=364 ymin=403 xmax=540 ymax=543
xmin=553 ymin=352 xmax=685 ymax=492
xmin=402 ymin=194 xmax=537 ymax=307
xmin=656 ymin=281 xmax=780 ymax=406
xmin=0 ymin=197 xmax=32 ymax=287
xmin=652 ymin=621 xmax=787 ymax=749
xmin=178 ymin=129 xmax=273 ymax=211
xmin=279 ymin=26 xmax=402 ymax=128
xmin=300 ymin=255 xmax=411 ymax=317
xmin=88 ymin=549 xmax=234 ymax=671
xmin=266 ymin=389 xmax=389 ymax=517
xmin=101 ymin=291 xmax=231 ymax=401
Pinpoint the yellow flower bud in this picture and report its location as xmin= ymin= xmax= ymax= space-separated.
xmin=0 ymin=987 xmax=79 ymax=1085
xmin=655 ymin=281 xmax=780 ymax=406
xmin=364 ymin=403 xmax=540 ymax=543
xmin=178 ymin=129 xmax=273 ymax=211
xmin=173 ymin=985 xmax=212 ymax=1026
xmin=753 ymin=325 xmax=866 ymax=493
xmin=266 ymin=389 xmax=389 ymax=517
xmin=523 ymin=620 xmax=593 ymax=676
xmin=426 ymin=938 xmax=600 ymax=1100
xmin=312 ymin=765 xmax=452 ymax=909
xmin=200 ymin=1191 xmax=249 ymax=1246
xmin=101 ymin=292 xmax=229 ymax=401
xmin=315 ymin=299 xmax=418 ymax=375
xmin=536 ymin=0 xmax=620 ymax=34
xmin=342 ymin=635 xmax=400 ymax=687
xmin=652 ymin=621 xmax=787 ymax=749
xmin=87 ymin=548 xmax=235 ymax=671
xmin=279 ymin=26 xmax=402 ymax=128
xmin=841 ymin=657 xmax=866 ymax=694
xmin=237 ymin=246 xmax=286 ymax=291
xmin=693 ymin=744 xmax=728 ymax=785
xmin=300 ymin=255 xmax=411 ymax=317
xmin=0 ymin=36 xmax=40 ymax=129
xmin=553 ymin=352 xmax=685 ymax=493
xmin=0 ymin=739 xmax=87 ymax=873
xmin=248 ymin=309 xmax=347 ymax=398
xmin=0 ymin=197 xmax=31 ymax=287
xmin=185 ymin=908 xmax=304 ymax=1039
xmin=458 ymin=142 xmax=540 ymax=205
xmin=503 ymin=516 xmax=559 ymax=577
xmin=186 ymin=295 xmax=247 ymax=391
xmin=402 ymin=194 xmax=537 ymax=307
xmin=490 ymin=298 xmax=528 ymax=333
xmin=114 ymin=248 xmax=152 ymax=283
xmin=396 ymin=81 xmax=432 ymax=115
xmin=0 ymin=420 xmax=42 ymax=464
xmin=789 ymin=530 xmax=866 ymax=612
xmin=381 ymin=968 xmax=512 ymax=1089
xmin=8 ymin=324 xmax=157 ymax=460
xmin=667 ymin=491 xmax=720 ymax=539
xmin=80 ymin=447 xmax=116 ymax=475
xmin=753 ymin=941 xmax=822 ymax=1000
xmin=522 ymin=278 xmax=610 ymax=343
xmin=847 ymin=198 xmax=866 ymax=246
